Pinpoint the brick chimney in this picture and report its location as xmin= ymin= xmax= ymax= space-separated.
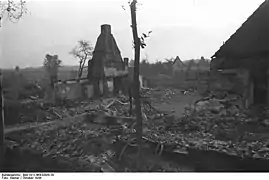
xmin=101 ymin=24 xmax=111 ymax=34
xmin=124 ymin=58 xmax=129 ymax=70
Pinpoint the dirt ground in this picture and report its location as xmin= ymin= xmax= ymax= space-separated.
xmin=154 ymin=93 xmax=201 ymax=117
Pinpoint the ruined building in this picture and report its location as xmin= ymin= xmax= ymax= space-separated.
xmin=55 ymin=24 xmax=147 ymax=101
xmin=211 ymin=0 xmax=269 ymax=108
xmin=88 ymin=24 xmax=128 ymax=97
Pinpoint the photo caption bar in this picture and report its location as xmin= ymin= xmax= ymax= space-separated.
xmin=1 ymin=173 xmax=55 ymax=180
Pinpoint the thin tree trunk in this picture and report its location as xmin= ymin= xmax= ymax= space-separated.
xmin=79 ymin=60 xmax=86 ymax=78
xmin=78 ymin=55 xmax=87 ymax=79
xmin=130 ymin=0 xmax=142 ymax=169
xmin=78 ymin=60 xmax=83 ymax=79
xmin=0 ymin=69 xmax=5 ymax=170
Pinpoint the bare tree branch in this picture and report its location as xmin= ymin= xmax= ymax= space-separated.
xmin=0 ymin=0 xmax=27 ymax=26
xmin=70 ymin=40 xmax=93 ymax=79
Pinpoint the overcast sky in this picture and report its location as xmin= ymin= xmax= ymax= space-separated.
xmin=0 ymin=0 xmax=265 ymax=68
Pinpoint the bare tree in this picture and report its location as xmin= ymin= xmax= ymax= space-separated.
xmin=0 ymin=0 xmax=27 ymax=27
xmin=125 ymin=0 xmax=152 ymax=169
xmin=43 ymin=54 xmax=62 ymax=89
xmin=70 ymin=40 xmax=93 ymax=79
xmin=15 ymin=65 xmax=19 ymax=72
xmin=165 ymin=57 xmax=174 ymax=64
xmin=129 ymin=0 xmax=143 ymax=169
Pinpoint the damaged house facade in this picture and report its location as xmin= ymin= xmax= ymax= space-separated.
xmin=211 ymin=0 xmax=269 ymax=108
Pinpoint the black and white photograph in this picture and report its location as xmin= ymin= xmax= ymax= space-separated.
xmin=0 ymin=0 xmax=269 ymax=174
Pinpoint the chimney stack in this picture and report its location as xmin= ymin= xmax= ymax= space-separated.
xmin=124 ymin=58 xmax=129 ymax=66
xmin=124 ymin=58 xmax=129 ymax=70
xmin=101 ymin=24 xmax=111 ymax=34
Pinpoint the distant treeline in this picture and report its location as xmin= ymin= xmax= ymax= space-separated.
xmin=130 ymin=57 xmax=210 ymax=79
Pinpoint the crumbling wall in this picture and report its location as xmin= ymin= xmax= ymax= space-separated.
xmin=55 ymin=82 xmax=83 ymax=101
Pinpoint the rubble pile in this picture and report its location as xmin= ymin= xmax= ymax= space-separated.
xmin=19 ymin=82 xmax=44 ymax=100
xmin=162 ymin=89 xmax=176 ymax=100
xmin=82 ymin=90 xmax=269 ymax=160
xmin=4 ymin=88 xmax=190 ymax=171
xmin=13 ymin=98 xmax=99 ymax=126
xmin=5 ymin=111 xmax=192 ymax=172
xmin=144 ymin=92 xmax=269 ymax=160
xmin=5 ymin=88 xmax=269 ymax=171
xmin=156 ymin=88 xmax=190 ymax=103
xmin=6 ymin=120 xmax=113 ymax=171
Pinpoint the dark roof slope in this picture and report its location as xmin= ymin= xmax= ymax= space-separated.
xmin=212 ymin=0 xmax=269 ymax=59
xmin=172 ymin=56 xmax=183 ymax=65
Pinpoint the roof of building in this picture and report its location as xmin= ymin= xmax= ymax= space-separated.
xmin=91 ymin=25 xmax=125 ymax=77
xmin=172 ymin=56 xmax=184 ymax=65
xmin=212 ymin=0 xmax=269 ymax=59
